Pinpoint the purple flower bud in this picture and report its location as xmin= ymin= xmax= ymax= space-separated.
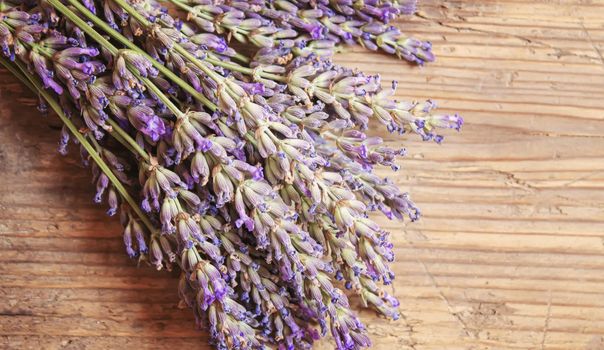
xmin=123 ymin=221 xmax=136 ymax=258
xmin=239 ymin=82 xmax=265 ymax=95
xmin=94 ymin=173 xmax=109 ymax=203
xmin=190 ymin=33 xmax=228 ymax=53
xmin=127 ymin=105 xmax=166 ymax=141
xmin=235 ymin=217 xmax=255 ymax=232
xmin=106 ymin=188 xmax=118 ymax=216
xmin=82 ymin=0 xmax=97 ymax=14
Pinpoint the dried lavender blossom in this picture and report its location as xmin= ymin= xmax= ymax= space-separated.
xmin=0 ymin=0 xmax=463 ymax=349
xmin=169 ymin=0 xmax=432 ymax=64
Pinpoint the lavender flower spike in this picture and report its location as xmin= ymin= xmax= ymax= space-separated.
xmin=0 ymin=0 xmax=465 ymax=349
xmin=127 ymin=105 xmax=166 ymax=141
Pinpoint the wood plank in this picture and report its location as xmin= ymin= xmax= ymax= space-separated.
xmin=1 ymin=0 xmax=604 ymax=349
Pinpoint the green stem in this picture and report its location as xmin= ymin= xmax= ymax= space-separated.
xmin=108 ymin=0 xmax=223 ymax=84
xmin=112 ymin=0 xmax=290 ymax=107
xmin=30 ymin=42 xmax=55 ymax=58
xmin=106 ymin=119 xmax=150 ymax=161
xmin=5 ymin=4 xmax=151 ymax=161
xmin=47 ymin=0 xmax=189 ymax=117
xmin=166 ymin=0 xmax=283 ymax=80
xmin=153 ymin=0 xmax=250 ymax=64
xmin=143 ymin=76 xmax=184 ymax=117
xmin=117 ymin=0 xmax=285 ymax=83
xmin=56 ymin=0 xmax=217 ymax=111
xmin=232 ymin=52 xmax=250 ymax=65
xmin=205 ymin=57 xmax=286 ymax=83
xmin=88 ymin=133 xmax=104 ymax=152
xmin=3 ymin=22 xmax=55 ymax=57
xmin=168 ymin=0 xmax=246 ymax=36
xmin=47 ymin=0 xmax=119 ymax=56
xmin=0 ymin=57 xmax=156 ymax=233
xmin=7 ymin=15 xmax=151 ymax=161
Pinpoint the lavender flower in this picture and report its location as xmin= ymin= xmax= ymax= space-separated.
xmin=0 ymin=1 xmax=464 ymax=349
xmin=127 ymin=105 xmax=166 ymax=141
xmin=322 ymin=0 xmax=417 ymax=22
xmin=171 ymin=0 xmax=431 ymax=63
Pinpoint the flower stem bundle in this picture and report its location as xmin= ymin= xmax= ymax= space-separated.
xmin=0 ymin=0 xmax=462 ymax=349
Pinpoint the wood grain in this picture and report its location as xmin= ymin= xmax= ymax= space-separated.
xmin=1 ymin=0 xmax=604 ymax=349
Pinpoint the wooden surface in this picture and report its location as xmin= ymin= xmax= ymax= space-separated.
xmin=2 ymin=1 xmax=604 ymax=349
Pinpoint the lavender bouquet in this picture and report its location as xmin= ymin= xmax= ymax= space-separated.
xmin=0 ymin=0 xmax=462 ymax=348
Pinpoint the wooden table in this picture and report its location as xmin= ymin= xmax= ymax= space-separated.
xmin=1 ymin=1 xmax=604 ymax=349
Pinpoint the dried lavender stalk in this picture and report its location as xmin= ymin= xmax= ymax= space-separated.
xmin=2 ymin=4 xmax=267 ymax=348
xmin=110 ymin=0 xmax=457 ymax=141
xmin=1 ymin=0 xmax=463 ymax=349
xmin=106 ymin=0 xmax=430 ymax=314
xmin=40 ymin=0 xmax=338 ymax=344
xmin=322 ymin=0 xmax=418 ymax=22
xmin=168 ymin=0 xmax=433 ymax=64
xmin=91 ymin=2 xmax=376 ymax=345
xmin=279 ymin=0 xmax=433 ymax=64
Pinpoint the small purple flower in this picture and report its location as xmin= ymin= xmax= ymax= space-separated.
xmin=127 ymin=105 xmax=166 ymax=141
xmin=121 ymin=50 xmax=158 ymax=78
xmin=251 ymin=165 xmax=264 ymax=180
xmin=190 ymin=33 xmax=228 ymax=53
xmin=305 ymin=23 xmax=324 ymax=40
xmin=106 ymin=188 xmax=118 ymax=216
xmin=94 ymin=173 xmax=109 ymax=203
xmin=235 ymin=216 xmax=255 ymax=231
xmin=123 ymin=219 xmax=138 ymax=258
xmin=396 ymin=0 xmax=418 ymax=15
xmin=82 ymin=0 xmax=97 ymax=14
xmin=239 ymin=82 xmax=265 ymax=95
xmin=58 ymin=125 xmax=69 ymax=155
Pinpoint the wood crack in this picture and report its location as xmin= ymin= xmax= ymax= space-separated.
xmin=526 ymin=131 xmax=604 ymax=139
xmin=541 ymin=291 xmax=552 ymax=350
xmin=580 ymin=22 xmax=604 ymax=66
xmin=490 ymin=170 xmax=537 ymax=192
xmin=419 ymin=261 xmax=477 ymax=339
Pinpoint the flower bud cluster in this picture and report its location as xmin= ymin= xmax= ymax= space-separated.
xmin=1 ymin=0 xmax=462 ymax=349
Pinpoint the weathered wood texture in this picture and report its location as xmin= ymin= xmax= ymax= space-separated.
xmin=1 ymin=1 xmax=604 ymax=349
